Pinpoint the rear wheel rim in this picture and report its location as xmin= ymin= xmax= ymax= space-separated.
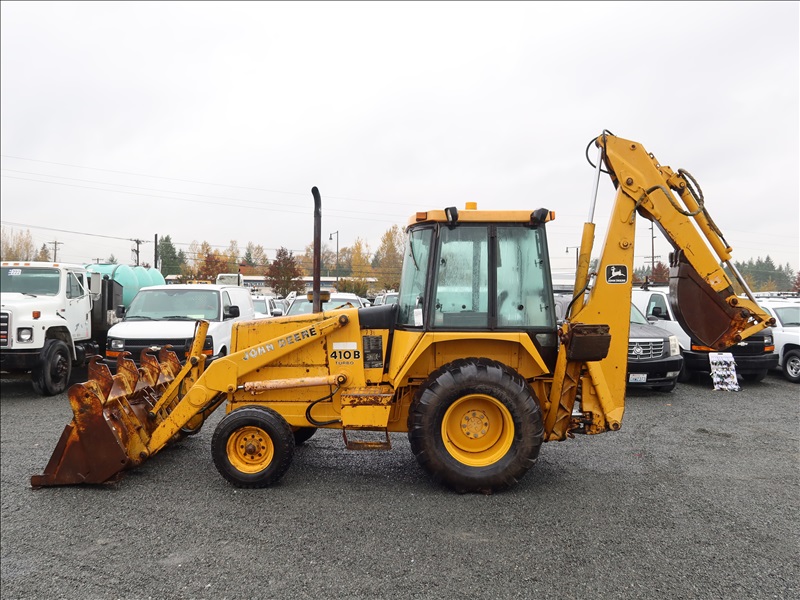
xmin=441 ymin=394 xmax=514 ymax=467
xmin=226 ymin=426 xmax=274 ymax=473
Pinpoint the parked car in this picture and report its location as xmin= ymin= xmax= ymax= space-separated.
xmin=554 ymin=295 xmax=683 ymax=392
xmin=632 ymin=286 xmax=778 ymax=382
xmin=106 ymin=284 xmax=255 ymax=366
xmin=756 ymin=298 xmax=800 ymax=382
xmin=382 ymin=292 xmax=399 ymax=306
xmin=252 ymin=295 xmax=284 ymax=319
xmin=285 ymin=291 xmax=365 ymax=316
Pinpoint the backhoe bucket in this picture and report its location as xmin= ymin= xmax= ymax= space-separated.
xmin=669 ymin=252 xmax=752 ymax=350
xmin=31 ymin=348 xmax=183 ymax=487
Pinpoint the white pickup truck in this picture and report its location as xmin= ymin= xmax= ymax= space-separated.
xmin=105 ymin=284 xmax=255 ymax=366
xmin=755 ymin=298 xmax=800 ymax=382
xmin=631 ymin=285 xmax=778 ymax=382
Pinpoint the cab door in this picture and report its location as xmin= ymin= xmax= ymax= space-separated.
xmin=65 ymin=270 xmax=91 ymax=341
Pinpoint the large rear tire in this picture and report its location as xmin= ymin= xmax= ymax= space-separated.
xmin=212 ymin=407 xmax=294 ymax=488
xmin=408 ymin=358 xmax=543 ymax=494
xmin=31 ymin=339 xmax=72 ymax=396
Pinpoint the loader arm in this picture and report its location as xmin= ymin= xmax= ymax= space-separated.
xmin=31 ymin=313 xmax=350 ymax=486
xmin=144 ymin=313 xmax=350 ymax=452
xmin=545 ymin=132 xmax=774 ymax=441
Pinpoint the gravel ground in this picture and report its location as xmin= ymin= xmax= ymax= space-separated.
xmin=1 ymin=370 xmax=798 ymax=600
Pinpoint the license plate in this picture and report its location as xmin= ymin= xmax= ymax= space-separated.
xmin=628 ymin=373 xmax=647 ymax=383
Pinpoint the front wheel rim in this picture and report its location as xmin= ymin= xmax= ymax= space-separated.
xmin=441 ymin=394 xmax=514 ymax=467
xmin=226 ymin=426 xmax=274 ymax=473
xmin=787 ymin=356 xmax=800 ymax=378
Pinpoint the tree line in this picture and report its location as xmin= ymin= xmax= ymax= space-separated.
xmin=3 ymin=225 xmax=797 ymax=295
xmin=633 ymin=257 xmax=799 ymax=292
xmin=155 ymin=225 xmax=405 ymax=298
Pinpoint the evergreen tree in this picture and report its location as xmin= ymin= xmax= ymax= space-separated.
xmin=265 ymin=247 xmax=305 ymax=297
xmin=34 ymin=244 xmax=51 ymax=262
xmin=157 ymin=235 xmax=184 ymax=276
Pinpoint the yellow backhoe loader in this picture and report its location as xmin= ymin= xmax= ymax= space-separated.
xmin=31 ymin=132 xmax=774 ymax=493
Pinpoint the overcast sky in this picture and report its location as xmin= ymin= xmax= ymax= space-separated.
xmin=2 ymin=1 xmax=798 ymax=283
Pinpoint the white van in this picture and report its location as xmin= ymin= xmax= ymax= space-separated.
xmin=106 ymin=284 xmax=255 ymax=365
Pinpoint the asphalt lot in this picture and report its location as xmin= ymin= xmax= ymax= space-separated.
xmin=1 ymin=371 xmax=798 ymax=600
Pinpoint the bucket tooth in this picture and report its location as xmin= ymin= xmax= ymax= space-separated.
xmin=139 ymin=350 xmax=162 ymax=387
xmin=114 ymin=353 xmax=140 ymax=393
xmin=158 ymin=346 xmax=182 ymax=379
xmin=87 ymin=356 xmax=114 ymax=400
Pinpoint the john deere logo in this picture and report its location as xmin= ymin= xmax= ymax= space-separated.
xmin=606 ymin=265 xmax=628 ymax=284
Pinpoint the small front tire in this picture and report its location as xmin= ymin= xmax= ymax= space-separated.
xmin=32 ymin=339 xmax=72 ymax=396
xmin=212 ymin=407 xmax=294 ymax=488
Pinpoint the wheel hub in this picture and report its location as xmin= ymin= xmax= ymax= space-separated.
xmin=227 ymin=426 xmax=274 ymax=473
xmin=461 ymin=410 xmax=490 ymax=439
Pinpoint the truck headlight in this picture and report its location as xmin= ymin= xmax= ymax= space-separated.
xmin=668 ymin=335 xmax=680 ymax=356
xmin=17 ymin=327 xmax=33 ymax=343
xmin=109 ymin=338 xmax=125 ymax=351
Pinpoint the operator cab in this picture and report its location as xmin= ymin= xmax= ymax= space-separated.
xmin=394 ymin=204 xmax=559 ymax=365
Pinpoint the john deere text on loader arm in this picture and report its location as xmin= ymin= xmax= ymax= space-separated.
xmin=32 ymin=133 xmax=774 ymax=493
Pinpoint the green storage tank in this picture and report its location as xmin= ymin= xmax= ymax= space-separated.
xmin=85 ymin=263 xmax=141 ymax=306
xmin=132 ymin=266 xmax=153 ymax=291
xmin=147 ymin=268 xmax=166 ymax=286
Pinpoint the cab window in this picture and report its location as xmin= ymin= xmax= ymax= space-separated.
xmin=397 ymin=227 xmax=433 ymax=327
xmin=647 ymin=293 xmax=670 ymax=320
xmin=432 ymin=226 xmax=489 ymax=328
xmin=66 ymin=272 xmax=84 ymax=299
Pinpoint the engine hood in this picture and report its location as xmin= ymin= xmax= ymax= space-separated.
xmin=629 ymin=321 xmax=671 ymax=340
xmin=1 ymin=292 xmax=63 ymax=312
xmin=108 ymin=319 xmax=200 ymax=340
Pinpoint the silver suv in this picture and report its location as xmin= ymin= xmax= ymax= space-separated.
xmin=554 ymin=294 xmax=682 ymax=392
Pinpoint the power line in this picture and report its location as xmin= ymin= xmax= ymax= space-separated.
xmin=1 ymin=173 xmax=411 ymax=223
xmin=0 ymin=155 xmax=421 ymax=207
xmin=1 ymin=220 xmax=135 ymax=241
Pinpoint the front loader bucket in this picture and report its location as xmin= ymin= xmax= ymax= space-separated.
xmin=31 ymin=348 xmax=183 ymax=487
xmin=669 ymin=252 xmax=753 ymax=350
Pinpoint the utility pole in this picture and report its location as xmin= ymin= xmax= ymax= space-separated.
xmin=154 ymin=234 xmax=159 ymax=270
xmin=651 ymin=222 xmax=656 ymax=274
xmin=130 ymin=238 xmax=149 ymax=266
xmin=329 ymin=231 xmax=339 ymax=284
xmin=640 ymin=223 xmax=661 ymax=279
xmin=48 ymin=240 xmax=62 ymax=261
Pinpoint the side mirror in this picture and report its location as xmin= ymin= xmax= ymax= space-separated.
xmin=115 ymin=305 xmax=126 ymax=318
xmin=647 ymin=315 xmax=658 ymax=324
xmin=272 ymin=308 xmax=283 ymax=317
xmin=224 ymin=305 xmax=240 ymax=319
